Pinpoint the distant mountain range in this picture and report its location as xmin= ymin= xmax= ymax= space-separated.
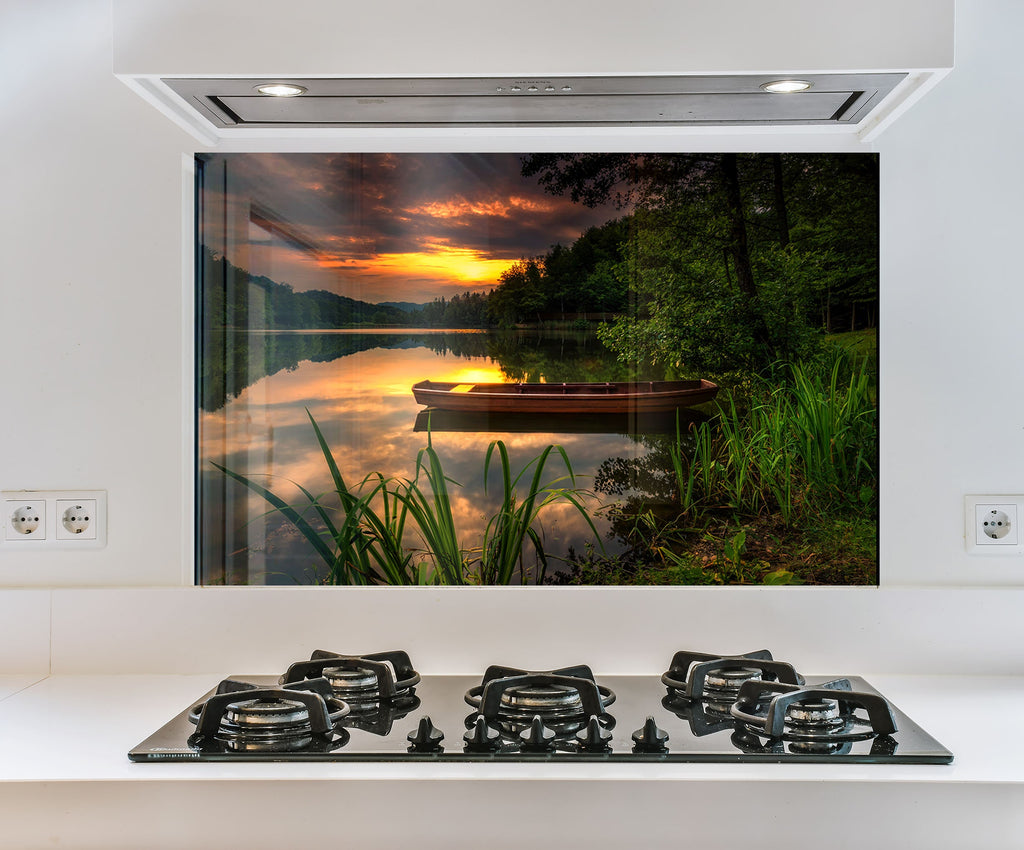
xmin=201 ymin=249 xmax=414 ymax=328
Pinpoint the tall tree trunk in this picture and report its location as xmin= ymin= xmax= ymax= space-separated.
xmin=721 ymin=153 xmax=757 ymax=299
xmin=772 ymin=153 xmax=790 ymax=247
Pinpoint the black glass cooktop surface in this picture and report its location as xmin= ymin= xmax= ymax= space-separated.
xmin=129 ymin=673 xmax=953 ymax=764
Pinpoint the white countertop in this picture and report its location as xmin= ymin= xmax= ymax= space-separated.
xmin=4 ymin=586 xmax=1024 ymax=848
xmin=1 ymin=673 xmax=1022 ymax=849
xmin=0 ymin=672 xmax=1019 ymax=783
xmin=0 ymin=675 xmax=46 ymax=703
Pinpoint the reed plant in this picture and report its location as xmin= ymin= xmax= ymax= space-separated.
xmin=214 ymin=410 xmax=426 ymax=585
xmin=394 ymin=436 xmax=471 ymax=585
xmin=670 ymin=348 xmax=877 ymax=525
xmin=216 ymin=410 xmax=596 ymax=585
xmin=477 ymin=440 xmax=599 ymax=585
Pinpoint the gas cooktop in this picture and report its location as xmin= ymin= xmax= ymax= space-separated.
xmin=128 ymin=649 xmax=953 ymax=764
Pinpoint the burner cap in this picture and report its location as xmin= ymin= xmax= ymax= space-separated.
xmin=500 ymin=683 xmax=584 ymax=717
xmin=704 ymin=666 xmax=764 ymax=694
xmin=323 ymin=665 xmax=380 ymax=695
xmin=785 ymin=698 xmax=844 ymax=731
xmin=224 ymin=697 xmax=310 ymax=729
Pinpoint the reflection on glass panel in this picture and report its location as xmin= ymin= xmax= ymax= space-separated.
xmin=196 ymin=153 xmax=878 ymax=587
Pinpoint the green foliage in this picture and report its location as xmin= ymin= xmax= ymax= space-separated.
xmin=763 ymin=568 xmax=804 ymax=585
xmin=521 ymin=152 xmax=879 ymax=375
xmin=215 ymin=411 xmax=596 ymax=585
xmin=658 ymin=527 xmax=756 ymax=585
xmin=596 ymin=207 xmax=826 ymax=377
xmin=669 ymin=349 xmax=877 ymax=526
xmin=560 ymin=511 xmax=802 ymax=586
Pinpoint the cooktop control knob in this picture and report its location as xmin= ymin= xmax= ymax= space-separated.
xmin=519 ymin=715 xmax=557 ymax=752
xmin=407 ymin=716 xmax=444 ymax=752
xmin=463 ymin=715 xmax=502 ymax=752
xmin=631 ymin=716 xmax=670 ymax=753
xmin=576 ymin=714 xmax=613 ymax=752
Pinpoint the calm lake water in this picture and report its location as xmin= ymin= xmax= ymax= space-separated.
xmin=198 ymin=328 xmax=685 ymax=585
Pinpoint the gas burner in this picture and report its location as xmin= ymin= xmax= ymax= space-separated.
xmin=187 ymin=677 xmax=350 ymax=753
xmin=280 ymin=649 xmax=421 ymax=707
xmin=464 ymin=665 xmax=616 ymax=742
xmin=730 ymin=677 xmax=899 ymax=745
xmin=661 ymin=649 xmax=804 ymax=708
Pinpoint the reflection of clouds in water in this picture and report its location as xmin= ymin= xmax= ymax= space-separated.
xmin=202 ymin=339 xmax=645 ymax=577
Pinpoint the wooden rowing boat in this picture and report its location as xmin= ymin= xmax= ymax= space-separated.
xmin=411 ymin=379 xmax=718 ymax=414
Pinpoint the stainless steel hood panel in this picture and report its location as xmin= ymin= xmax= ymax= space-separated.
xmin=165 ymin=74 xmax=905 ymax=129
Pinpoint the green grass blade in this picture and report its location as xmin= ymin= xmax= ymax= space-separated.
xmin=211 ymin=462 xmax=337 ymax=569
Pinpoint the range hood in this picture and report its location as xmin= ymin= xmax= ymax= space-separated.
xmin=113 ymin=0 xmax=953 ymax=145
xmin=162 ymin=74 xmax=907 ymax=130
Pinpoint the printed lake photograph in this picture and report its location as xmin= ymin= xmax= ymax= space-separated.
xmin=196 ymin=152 xmax=878 ymax=587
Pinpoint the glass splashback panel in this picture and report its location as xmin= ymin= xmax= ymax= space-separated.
xmin=196 ymin=152 xmax=878 ymax=586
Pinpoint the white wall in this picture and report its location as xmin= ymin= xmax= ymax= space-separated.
xmin=0 ymin=0 xmax=1021 ymax=588
xmin=1 ymin=0 xmax=195 ymax=586
xmin=876 ymin=0 xmax=1024 ymax=584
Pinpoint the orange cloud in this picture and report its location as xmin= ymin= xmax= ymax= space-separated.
xmin=407 ymin=195 xmax=557 ymax=220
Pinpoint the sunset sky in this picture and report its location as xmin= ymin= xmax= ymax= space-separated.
xmin=202 ymin=152 xmax=624 ymax=304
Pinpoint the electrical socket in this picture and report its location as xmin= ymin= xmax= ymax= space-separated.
xmin=965 ymin=495 xmax=1024 ymax=556
xmin=56 ymin=499 xmax=98 ymax=540
xmin=4 ymin=500 xmax=46 ymax=541
xmin=0 ymin=490 xmax=106 ymax=549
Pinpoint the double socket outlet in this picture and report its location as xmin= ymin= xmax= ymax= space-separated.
xmin=2 ymin=490 xmax=107 ymax=549
xmin=964 ymin=495 xmax=1024 ymax=556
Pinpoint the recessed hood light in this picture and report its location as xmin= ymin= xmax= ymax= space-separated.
xmin=760 ymin=80 xmax=813 ymax=93
xmin=255 ymin=83 xmax=307 ymax=97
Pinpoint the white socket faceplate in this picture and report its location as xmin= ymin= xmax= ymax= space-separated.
xmin=965 ymin=496 xmax=1024 ymax=556
xmin=1 ymin=490 xmax=106 ymax=549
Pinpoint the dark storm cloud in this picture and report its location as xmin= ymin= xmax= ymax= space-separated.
xmin=215 ymin=152 xmax=621 ymax=262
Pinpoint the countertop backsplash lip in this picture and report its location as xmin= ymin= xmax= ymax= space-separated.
xmin=10 ymin=584 xmax=1018 ymax=677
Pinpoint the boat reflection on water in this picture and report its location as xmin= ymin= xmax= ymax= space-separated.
xmin=414 ymin=407 xmax=710 ymax=436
